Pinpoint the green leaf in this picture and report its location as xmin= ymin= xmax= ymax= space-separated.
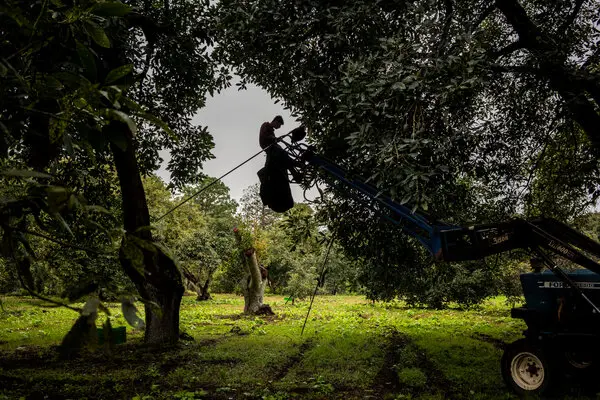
xmin=49 ymin=117 xmax=69 ymax=144
xmin=121 ymin=298 xmax=145 ymax=330
xmin=86 ymin=220 xmax=111 ymax=239
xmin=138 ymin=112 xmax=177 ymax=140
xmin=84 ymin=21 xmax=111 ymax=48
xmin=53 ymin=71 xmax=91 ymax=89
xmin=1 ymin=169 xmax=52 ymax=178
xmin=154 ymin=242 xmax=181 ymax=270
xmin=119 ymin=96 xmax=143 ymax=112
xmin=67 ymin=193 xmax=79 ymax=210
xmin=134 ymin=225 xmax=155 ymax=234
xmin=47 ymin=186 xmax=70 ymax=213
xmin=91 ymin=1 xmax=132 ymax=17
xmin=105 ymin=64 xmax=133 ymax=84
xmin=2 ymin=7 xmax=29 ymax=27
xmin=0 ymin=121 xmax=9 ymax=137
xmin=76 ymin=40 xmax=97 ymax=80
xmin=129 ymin=235 xmax=158 ymax=253
xmin=84 ymin=205 xmax=113 ymax=215
xmin=44 ymin=75 xmax=64 ymax=90
xmin=104 ymin=109 xmax=138 ymax=135
xmin=0 ymin=61 xmax=7 ymax=77
xmin=51 ymin=212 xmax=74 ymax=236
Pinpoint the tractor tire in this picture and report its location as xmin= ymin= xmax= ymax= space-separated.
xmin=564 ymin=350 xmax=595 ymax=371
xmin=501 ymin=339 xmax=556 ymax=397
xmin=561 ymin=347 xmax=600 ymax=392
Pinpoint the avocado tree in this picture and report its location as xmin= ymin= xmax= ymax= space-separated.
xmin=1 ymin=0 xmax=228 ymax=343
xmin=148 ymin=177 xmax=239 ymax=301
xmin=239 ymin=183 xmax=279 ymax=231
xmin=213 ymin=0 xmax=600 ymax=306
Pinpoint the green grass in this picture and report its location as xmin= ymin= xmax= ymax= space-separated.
xmin=0 ymin=294 xmax=592 ymax=399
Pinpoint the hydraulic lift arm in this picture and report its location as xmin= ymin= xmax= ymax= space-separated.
xmin=279 ymin=140 xmax=600 ymax=312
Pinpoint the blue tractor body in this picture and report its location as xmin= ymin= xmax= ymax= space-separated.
xmin=514 ymin=270 xmax=600 ymax=335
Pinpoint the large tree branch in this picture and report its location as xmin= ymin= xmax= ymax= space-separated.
xmin=489 ymin=64 xmax=541 ymax=74
xmin=559 ymin=0 xmax=587 ymax=32
xmin=495 ymin=0 xmax=600 ymax=152
xmin=492 ymin=41 xmax=524 ymax=59
xmin=437 ymin=0 xmax=454 ymax=57
xmin=125 ymin=11 xmax=180 ymax=89
xmin=495 ymin=0 xmax=546 ymax=50
xmin=181 ymin=265 xmax=199 ymax=285
xmin=109 ymin=122 xmax=152 ymax=236
xmin=233 ymin=230 xmax=263 ymax=291
xmin=554 ymin=79 xmax=600 ymax=149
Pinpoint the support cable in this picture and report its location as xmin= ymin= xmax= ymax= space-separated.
xmin=301 ymin=234 xmax=336 ymax=336
xmin=154 ymin=133 xmax=292 ymax=222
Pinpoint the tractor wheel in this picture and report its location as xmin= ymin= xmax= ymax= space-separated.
xmin=502 ymin=339 xmax=556 ymax=397
xmin=564 ymin=351 xmax=594 ymax=370
xmin=562 ymin=347 xmax=600 ymax=391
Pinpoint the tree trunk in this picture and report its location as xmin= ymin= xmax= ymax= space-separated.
xmin=110 ymin=121 xmax=184 ymax=344
xmin=495 ymin=0 xmax=600 ymax=150
xmin=144 ymin=284 xmax=182 ymax=343
xmin=234 ymin=229 xmax=274 ymax=315
xmin=197 ymin=278 xmax=212 ymax=301
xmin=182 ymin=266 xmax=213 ymax=301
xmin=243 ymin=254 xmax=269 ymax=314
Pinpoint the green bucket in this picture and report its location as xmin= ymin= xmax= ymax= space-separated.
xmin=97 ymin=326 xmax=126 ymax=345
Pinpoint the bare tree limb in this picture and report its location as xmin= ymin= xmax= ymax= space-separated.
xmin=495 ymin=0 xmax=543 ymax=49
xmin=16 ymin=228 xmax=113 ymax=256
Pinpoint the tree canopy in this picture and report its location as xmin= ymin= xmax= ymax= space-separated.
xmin=214 ymin=0 xmax=600 ymax=305
xmin=1 ymin=0 xmax=229 ymax=342
xmin=215 ymin=0 xmax=600 ymax=219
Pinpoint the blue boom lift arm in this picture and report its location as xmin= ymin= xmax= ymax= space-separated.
xmin=279 ymin=139 xmax=600 ymax=313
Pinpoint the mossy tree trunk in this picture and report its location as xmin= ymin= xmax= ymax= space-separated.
xmin=110 ymin=121 xmax=184 ymax=344
xmin=234 ymin=229 xmax=274 ymax=315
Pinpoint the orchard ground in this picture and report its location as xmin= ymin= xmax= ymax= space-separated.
xmin=0 ymin=294 xmax=595 ymax=399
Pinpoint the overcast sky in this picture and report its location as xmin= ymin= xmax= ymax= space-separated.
xmin=156 ymin=81 xmax=312 ymax=203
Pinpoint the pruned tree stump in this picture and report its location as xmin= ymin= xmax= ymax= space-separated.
xmin=253 ymin=304 xmax=275 ymax=316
